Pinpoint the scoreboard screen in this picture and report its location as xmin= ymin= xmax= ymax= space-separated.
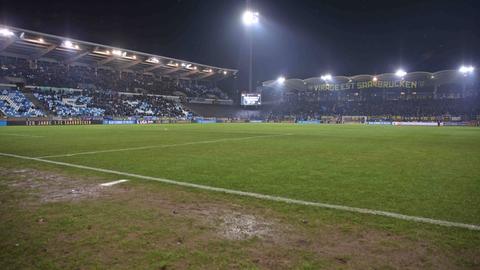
xmin=241 ymin=93 xmax=261 ymax=106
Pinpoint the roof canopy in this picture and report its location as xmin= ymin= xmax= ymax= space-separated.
xmin=263 ymin=70 xmax=476 ymax=91
xmin=0 ymin=25 xmax=238 ymax=80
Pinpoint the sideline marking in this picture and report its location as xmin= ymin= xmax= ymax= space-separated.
xmin=1 ymin=152 xmax=479 ymax=231
xmin=100 ymin=179 xmax=129 ymax=187
xmin=0 ymin=133 xmax=44 ymax=138
xmin=36 ymin=133 xmax=292 ymax=158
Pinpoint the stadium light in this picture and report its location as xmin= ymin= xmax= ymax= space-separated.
xmin=395 ymin=69 xmax=407 ymax=77
xmin=223 ymin=70 xmax=228 ymax=75
xmin=242 ymin=10 xmax=259 ymax=26
xmin=277 ymin=76 xmax=286 ymax=84
xmin=0 ymin=28 xmax=15 ymax=37
xmin=112 ymin=49 xmax=122 ymax=56
xmin=146 ymin=57 xmax=159 ymax=64
xmin=372 ymin=76 xmax=378 ymax=82
xmin=321 ymin=74 xmax=332 ymax=81
xmin=459 ymin=65 xmax=474 ymax=75
xmin=61 ymin=40 xmax=79 ymax=50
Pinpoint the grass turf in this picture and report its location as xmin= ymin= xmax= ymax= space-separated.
xmin=1 ymin=123 xmax=479 ymax=224
xmin=0 ymin=123 xmax=479 ymax=268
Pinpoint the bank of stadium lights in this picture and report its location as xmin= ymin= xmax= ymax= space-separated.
xmin=320 ymin=74 xmax=332 ymax=81
xmin=61 ymin=40 xmax=79 ymax=50
xmin=0 ymin=28 xmax=15 ymax=37
xmin=111 ymin=49 xmax=122 ymax=56
xmin=185 ymin=64 xmax=197 ymax=70
xmin=167 ymin=61 xmax=179 ymax=67
xmin=395 ymin=69 xmax=407 ymax=78
xmin=459 ymin=65 xmax=474 ymax=75
xmin=18 ymin=33 xmax=46 ymax=44
xmin=146 ymin=57 xmax=160 ymax=64
xmin=277 ymin=76 xmax=286 ymax=84
xmin=93 ymin=49 xmax=111 ymax=56
xmin=242 ymin=10 xmax=259 ymax=26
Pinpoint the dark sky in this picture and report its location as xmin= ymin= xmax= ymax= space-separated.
xmin=1 ymin=0 xmax=479 ymax=90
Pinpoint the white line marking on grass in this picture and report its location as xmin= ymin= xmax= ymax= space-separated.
xmin=36 ymin=133 xmax=292 ymax=158
xmin=100 ymin=179 xmax=129 ymax=187
xmin=1 ymin=152 xmax=479 ymax=231
xmin=0 ymin=133 xmax=44 ymax=138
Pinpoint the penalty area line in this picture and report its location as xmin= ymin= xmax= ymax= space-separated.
xmin=0 ymin=152 xmax=479 ymax=231
xmin=36 ymin=133 xmax=292 ymax=158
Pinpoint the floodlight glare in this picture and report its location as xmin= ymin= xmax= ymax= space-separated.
xmin=146 ymin=57 xmax=159 ymax=64
xmin=62 ymin=40 xmax=73 ymax=48
xmin=61 ymin=40 xmax=79 ymax=50
xmin=112 ymin=49 xmax=122 ymax=56
xmin=459 ymin=65 xmax=474 ymax=74
xmin=242 ymin=10 xmax=259 ymax=26
xmin=277 ymin=76 xmax=286 ymax=84
xmin=372 ymin=76 xmax=378 ymax=82
xmin=395 ymin=69 xmax=407 ymax=77
xmin=321 ymin=74 xmax=332 ymax=81
xmin=0 ymin=28 xmax=15 ymax=37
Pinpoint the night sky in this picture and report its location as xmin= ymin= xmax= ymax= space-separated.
xmin=1 ymin=0 xmax=479 ymax=90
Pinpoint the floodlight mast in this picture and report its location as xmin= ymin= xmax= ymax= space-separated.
xmin=242 ymin=6 xmax=259 ymax=93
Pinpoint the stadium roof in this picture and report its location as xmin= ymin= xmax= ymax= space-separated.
xmin=262 ymin=70 xmax=476 ymax=91
xmin=0 ymin=25 xmax=238 ymax=80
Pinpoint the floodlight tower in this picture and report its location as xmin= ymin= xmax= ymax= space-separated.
xmin=242 ymin=9 xmax=259 ymax=92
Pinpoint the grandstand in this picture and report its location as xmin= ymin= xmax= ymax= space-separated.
xmin=262 ymin=71 xmax=479 ymax=122
xmin=0 ymin=25 xmax=237 ymax=120
xmin=2 ymin=25 xmax=478 ymax=124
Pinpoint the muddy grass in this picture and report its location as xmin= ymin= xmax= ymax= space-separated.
xmin=0 ymin=166 xmax=477 ymax=269
xmin=2 ymin=168 xmax=120 ymax=203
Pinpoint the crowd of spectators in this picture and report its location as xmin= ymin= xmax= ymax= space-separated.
xmin=33 ymin=90 xmax=104 ymax=117
xmin=263 ymin=91 xmax=480 ymax=121
xmin=32 ymin=89 xmax=189 ymax=118
xmin=0 ymin=89 xmax=44 ymax=117
xmin=0 ymin=56 xmax=229 ymax=100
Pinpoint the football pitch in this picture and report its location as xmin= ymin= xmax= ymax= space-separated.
xmin=1 ymin=123 xmax=479 ymax=269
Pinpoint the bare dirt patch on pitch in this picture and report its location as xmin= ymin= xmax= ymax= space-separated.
xmin=126 ymin=187 xmax=468 ymax=269
xmin=1 ymin=167 xmax=123 ymax=203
